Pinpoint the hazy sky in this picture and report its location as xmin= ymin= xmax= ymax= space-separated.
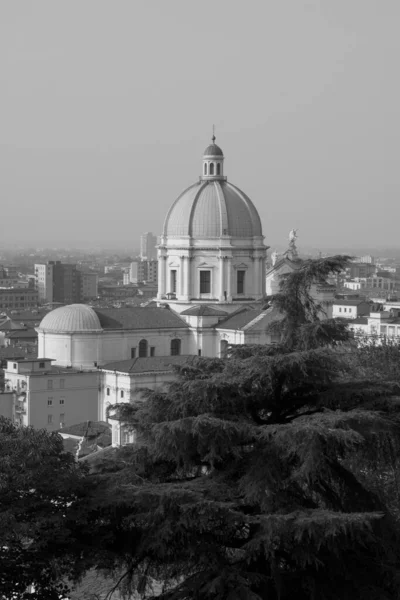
xmin=1 ymin=1 xmax=399 ymax=250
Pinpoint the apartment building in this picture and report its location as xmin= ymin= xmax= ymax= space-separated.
xmin=0 ymin=288 xmax=39 ymax=310
xmin=2 ymin=358 xmax=99 ymax=431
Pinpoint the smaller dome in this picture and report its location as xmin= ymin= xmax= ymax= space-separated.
xmin=203 ymin=143 xmax=223 ymax=157
xmin=38 ymin=304 xmax=102 ymax=333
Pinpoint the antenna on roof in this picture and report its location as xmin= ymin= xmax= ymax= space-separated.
xmin=212 ymin=124 xmax=216 ymax=144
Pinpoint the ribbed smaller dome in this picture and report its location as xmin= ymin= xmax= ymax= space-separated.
xmin=38 ymin=304 xmax=102 ymax=333
xmin=203 ymin=143 xmax=223 ymax=156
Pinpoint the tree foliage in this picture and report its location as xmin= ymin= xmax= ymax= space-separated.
xmin=76 ymin=255 xmax=400 ymax=599
xmin=0 ymin=418 xmax=90 ymax=599
xmin=5 ymin=255 xmax=400 ymax=599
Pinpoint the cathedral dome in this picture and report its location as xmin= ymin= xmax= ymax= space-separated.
xmin=163 ymin=180 xmax=263 ymax=238
xmin=38 ymin=304 xmax=102 ymax=333
xmin=163 ymin=137 xmax=262 ymax=239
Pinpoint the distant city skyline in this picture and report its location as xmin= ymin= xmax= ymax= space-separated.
xmin=1 ymin=1 xmax=399 ymax=248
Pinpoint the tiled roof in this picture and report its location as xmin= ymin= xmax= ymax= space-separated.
xmin=0 ymin=310 xmax=48 ymax=324
xmin=217 ymin=306 xmax=279 ymax=331
xmin=333 ymin=299 xmax=369 ymax=306
xmin=0 ymin=318 xmax=27 ymax=331
xmin=349 ymin=317 xmax=368 ymax=325
xmin=101 ymin=355 xmax=195 ymax=374
xmin=180 ymin=305 xmax=228 ymax=317
xmin=59 ymin=420 xmax=111 ymax=438
xmin=0 ymin=347 xmax=37 ymax=361
xmin=94 ymin=307 xmax=189 ymax=330
xmin=5 ymin=328 xmax=37 ymax=339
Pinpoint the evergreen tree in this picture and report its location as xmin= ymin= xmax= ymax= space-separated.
xmin=78 ymin=256 xmax=400 ymax=599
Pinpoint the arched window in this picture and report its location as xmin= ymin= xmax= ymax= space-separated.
xmin=170 ymin=338 xmax=181 ymax=356
xmin=220 ymin=340 xmax=229 ymax=358
xmin=204 ymin=163 xmax=208 ymax=175
xmin=209 ymin=163 xmax=214 ymax=175
xmin=216 ymin=163 xmax=221 ymax=175
xmin=138 ymin=339 xmax=148 ymax=357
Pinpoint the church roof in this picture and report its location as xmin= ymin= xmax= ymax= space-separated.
xmin=216 ymin=307 xmax=279 ymax=331
xmin=180 ymin=305 xmax=228 ymax=317
xmin=101 ymin=355 xmax=195 ymax=373
xmin=94 ymin=307 xmax=189 ymax=330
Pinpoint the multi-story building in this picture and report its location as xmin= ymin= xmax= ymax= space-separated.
xmin=127 ymin=259 xmax=158 ymax=285
xmin=35 ymin=261 xmax=83 ymax=304
xmin=140 ymin=232 xmax=158 ymax=260
xmin=332 ymin=298 xmax=371 ymax=319
xmin=2 ymin=358 xmax=99 ymax=431
xmin=357 ymin=255 xmax=375 ymax=264
xmin=140 ymin=259 xmax=158 ymax=283
xmin=0 ymin=288 xmax=38 ymax=310
xmin=346 ymin=262 xmax=377 ymax=279
xmin=344 ymin=276 xmax=396 ymax=292
xmin=80 ymin=272 xmax=98 ymax=300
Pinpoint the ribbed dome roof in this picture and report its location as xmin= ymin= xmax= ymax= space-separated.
xmin=203 ymin=143 xmax=223 ymax=156
xmin=38 ymin=304 xmax=102 ymax=333
xmin=163 ymin=180 xmax=263 ymax=238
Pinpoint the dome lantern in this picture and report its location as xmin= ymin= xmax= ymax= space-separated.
xmin=202 ymin=135 xmax=225 ymax=180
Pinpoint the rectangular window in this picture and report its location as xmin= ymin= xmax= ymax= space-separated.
xmin=60 ymin=398 xmax=65 ymax=405
xmin=47 ymin=415 xmax=53 ymax=424
xmin=339 ymin=308 xmax=342 ymax=312
xmin=107 ymin=388 xmax=110 ymax=396
xmin=47 ymin=380 xmax=53 ymax=390
xmin=120 ymin=390 xmax=124 ymax=398
xmin=198 ymin=349 xmax=202 ymax=356
xmin=348 ymin=308 xmax=352 ymax=313
xmin=170 ymin=270 xmax=177 ymax=293
xmin=344 ymin=308 xmax=347 ymax=313
xmin=48 ymin=398 xmax=53 ymax=406
xmin=60 ymin=413 xmax=65 ymax=422
xmin=237 ymin=270 xmax=245 ymax=294
xmin=39 ymin=361 xmax=45 ymax=368
xmin=150 ymin=346 xmax=155 ymax=357
xmin=131 ymin=348 xmax=136 ymax=358
xmin=60 ymin=379 xmax=65 ymax=389
xmin=200 ymin=270 xmax=211 ymax=294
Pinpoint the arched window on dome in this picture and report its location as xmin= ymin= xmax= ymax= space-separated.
xmin=216 ymin=163 xmax=221 ymax=175
xmin=170 ymin=338 xmax=181 ymax=356
xmin=204 ymin=163 xmax=208 ymax=175
xmin=209 ymin=163 xmax=214 ymax=175
xmin=138 ymin=339 xmax=148 ymax=357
